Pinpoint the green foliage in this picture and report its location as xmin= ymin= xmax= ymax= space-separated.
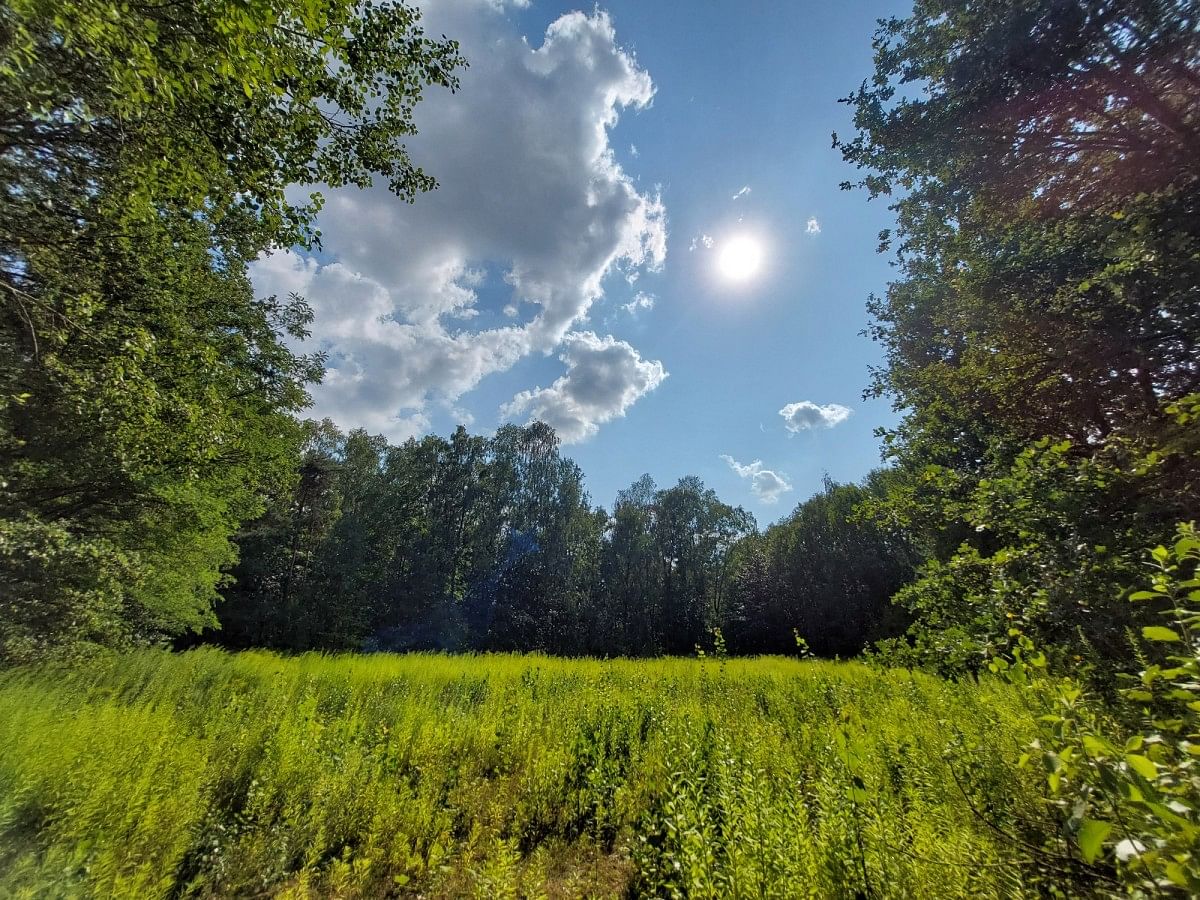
xmin=726 ymin=472 xmax=917 ymax=657
xmin=1 ymin=0 xmax=465 ymax=249
xmin=217 ymin=425 xmax=922 ymax=660
xmin=217 ymin=421 xmax=607 ymax=653
xmin=839 ymin=1 xmax=1200 ymax=671
xmin=0 ymin=0 xmax=465 ymax=660
xmin=632 ymin=475 xmax=754 ymax=655
xmin=0 ymin=650 xmax=1047 ymax=898
xmin=0 ymin=517 xmax=136 ymax=661
xmin=215 ymin=423 xmax=766 ymax=658
xmin=878 ymin=399 xmax=1200 ymax=674
xmin=0 ymin=205 xmax=318 ymax=661
xmin=993 ymin=524 xmax=1200 ymax=895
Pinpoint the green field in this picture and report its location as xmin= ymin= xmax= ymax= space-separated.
xmin=0 ymin=650 xmax=1052 ymax=898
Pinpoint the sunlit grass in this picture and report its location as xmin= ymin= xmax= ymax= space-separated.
xmin=0 ymin=649 xmax=1047 ymax=897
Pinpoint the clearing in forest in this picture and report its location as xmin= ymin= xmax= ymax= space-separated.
xmin=0 ymin=650 xmax=1046 ymax=898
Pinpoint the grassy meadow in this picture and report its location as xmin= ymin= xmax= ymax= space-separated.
xmin=0 ymin=650 xmax=1056 ymax=898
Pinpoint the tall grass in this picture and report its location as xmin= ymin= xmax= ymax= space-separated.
xmin=0 ymin=649 xmax=1050 ymax=897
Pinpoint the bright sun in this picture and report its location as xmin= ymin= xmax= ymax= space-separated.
xmin=717 ymin=235 xmax=764 ymax=282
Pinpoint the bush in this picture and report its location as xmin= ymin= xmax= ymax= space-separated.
xmin=994 ymin=523 xmax=1200 ymax=895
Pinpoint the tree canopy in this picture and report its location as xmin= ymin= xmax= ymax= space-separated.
xmin=0 ymin=0 xmax=464 ymax=661
xmin=202 ymin=416 xmax=920 ymax=658
xmin=837 ymin=0 xmax=1200 ymax=671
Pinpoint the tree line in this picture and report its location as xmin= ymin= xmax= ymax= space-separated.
xmin=206 ymin=419 xmax=915 ymax=657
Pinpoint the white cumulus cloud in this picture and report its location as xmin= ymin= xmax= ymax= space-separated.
xmin=779 ymin=400 xmax=852 ymax=432
xmin=806 ymin=216 xmax=821 ymax=235
xmin=720 ymin=455 xmax=793 ymax=504
xmin=250 ymin=3 xmax=666 ymax=441
xmin=502 ymin=332 xmax=667 ymax=443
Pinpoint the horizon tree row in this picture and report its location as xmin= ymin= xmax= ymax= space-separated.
xmin=209 ymin=419 xmax=916 ymax=657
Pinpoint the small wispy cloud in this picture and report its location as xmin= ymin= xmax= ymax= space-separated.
xmin=629 ymin=143 xmax=639 ymax=157
xmin=622 ymin=291 xmax=655 ymax=316
xmin=806 ymin=216 xmax=821 ymax=235
xmin=721 ymin=454 xmax=793 ymax=504
xmin=689 ymin=233 xmax=715 ymax=252
xmin=732 ymin=185 xmax=751 ymax=200
xmin=779 ymin=400 xmax=851 ymax=432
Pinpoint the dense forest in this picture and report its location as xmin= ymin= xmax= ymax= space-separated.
xmin=2 ymin=0 xmax=1200 ymax=894
xmin=206 ymin=419 xmax=914 ymax=658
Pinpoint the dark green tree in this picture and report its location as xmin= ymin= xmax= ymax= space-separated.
xmin=0 ymin=0 xmax=464 ymax=660
xmin=481 ymin=424 xmax=595 ymax=652
xmin=649 ymin=477 xmax=753 ymax=655
xmin=216 ymin=420 xmax=344 ymax=649
xmin=837 ymin=0 xmax=1200 ymax=670
xmin=598 ymin=475 xmax=661 ymax=654
xmin=723 ymin=472 xmax=916 ymax=657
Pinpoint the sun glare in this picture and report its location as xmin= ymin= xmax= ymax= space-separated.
xmin=717 ymin=235 xmax=764 ymax=282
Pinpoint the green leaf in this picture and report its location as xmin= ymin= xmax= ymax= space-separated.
xmin=1143 ymin=626 xmax=1181 ymax=643
xmin=1164 ymin=861 xmax=1188 ymax=888
xmin=1076 ymin=819 xmax=1111 ymax=864
xmin=1175 ymin=537 xmax=1200 ymax=557
xmin=1082 ymin=735 xmax=1110 ymax=757
xmin=1145 ymin=802 xmax=1190 ymax=827
xmin=1129 ymin=590 xmax=1162 ymax=601
xmin=1125 ymin=754 xmax=1157 ymax=779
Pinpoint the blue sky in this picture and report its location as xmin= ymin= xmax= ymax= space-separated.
xmin=252 ymin=0 xmax=911 ymax=523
